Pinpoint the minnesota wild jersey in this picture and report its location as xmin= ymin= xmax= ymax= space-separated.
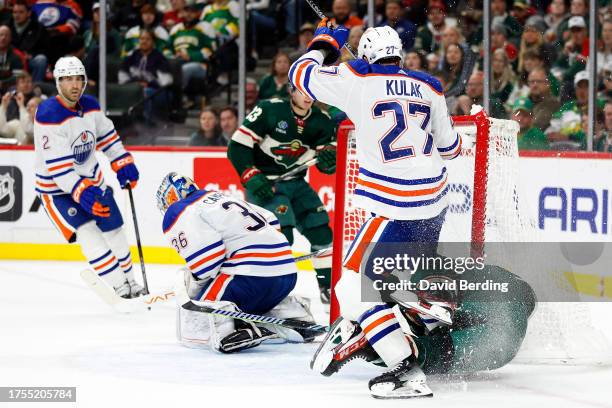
xmin=168 ymin=21 xmax=216 ymax=62
xmin=230 ymin=98 xmax=336 ymax=178
xmin=200 ymin=1 xmax=240 ymax=39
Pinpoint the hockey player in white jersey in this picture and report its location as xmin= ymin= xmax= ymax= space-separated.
xmin=34 ymin=56 xmax=143 ymax=298
xmin=289 ymin=21 xmax=462 ymax=398
xmin=156 ymin=172 xmax=315 ymax=353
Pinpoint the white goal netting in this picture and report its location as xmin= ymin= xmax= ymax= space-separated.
xmin=333 ymin=111 xmax=612 ymax=365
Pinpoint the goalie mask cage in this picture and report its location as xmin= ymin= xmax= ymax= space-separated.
xmin=331 ymin=110 xmax=612 ymax=365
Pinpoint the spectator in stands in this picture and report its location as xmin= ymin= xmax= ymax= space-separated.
xmin=118 ymin=29 xmax=173 ymax=126
xmin=167 ymin=1 xmax=216 ymax=106
xmin=362 ymin=0 xmax=385 ymax=27
xmin=378 ymin=0 xmax=417 ymax=51
xmin=426 ymin=52 xmax=440 ymax=72
xmin=245 ymin=77 xmax=258 ymax=111
xmin=512 ymin=97 xmax=550 ymax=150
xmin=219 ymin=105 xmax=237 ymax=144
xmin=442 ymin=43 xmax=476 ymax=97
xmin=162 ymin=0 xmax=185 ymax=30
xmin=201 ymin=0 xmax=240 ymax=86
xmin=557 ymin=0 xmax=588 ymax=44
xmin=452 ymin=71 xmax=507 ymax=119
xmin=32 ymin=0 xmax=82 ymax=64
xmin=599 ymin=61 xmax=612 ymax=100
xmin=544 ymin=0 xmax=569 ymax=44
xmin=0 ymin=26 xmax=24 ymax=92
xmin=547 ymin=71 xmax=592 ymax=143
xmin=470 ymin=0 xmax=522 ymax=46
xmin=84 ymin=2 xmax=121 ymax=58
xmin=5 ymin=72 xmax=44 ymax=124
xmin=0 ymin=89 xmax=40 ymax=144
xmin=122 ymin=4 xmax=169 ymax=58
xmin=289 ymin=22 xmax=314 ymax=61
xmin=518 ymin=21 xmax=557 ymax=71
xmin=598 ymin=19 xmax=612 ymax=75
xmin=114 ymin=0 xmax=147 ymax=33
xmin=340 ymin=25 xmax=364 ymax=62
xmin=491 ymin=23 xmax=518 ymax=64
xmin=189 ymin=107 xmax=225 ymax=146
xmin=596 ymin=101 xmax=612 ymax=152
xmin=414 ymin=0 xmax=447 ymax=54
xmin=554 ymin=16 xmax=588 ymax=91
xmin=510 ymin=0 xmax=536 ymax=27
xmin=403 ymin=50 xmax=426 ymax=71
xmin=527 ymin=67 xmax=561 ymax=132
xmin=491 ymin=48 xmax=515 ymax=105
xmin=10 ymin=0 xmax=46 ymax=82
xmin=258 ymin=51 xmax=290 ymax=100
xmin=330 ymin=0 xmax=363 ymax=29
xmin=246 ymin=0 xmax=277 ymax=58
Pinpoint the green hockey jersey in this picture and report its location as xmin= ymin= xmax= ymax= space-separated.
xmin=200 ymin=1 xmax=240 ymax=39
xmin=228 ymin=98 xmax=336 ymax=178
xmin=167 ymin=21 xmax=216 ymax=61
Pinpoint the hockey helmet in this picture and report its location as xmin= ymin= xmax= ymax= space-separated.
xmin=357 ymin=26 xmax=403 ymax=64
xmin=156 ymin=172 xmax=199 ymax=213
xmin=53 ymin=56 xmax=88 ymax=99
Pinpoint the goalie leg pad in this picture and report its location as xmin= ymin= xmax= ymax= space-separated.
xmin=176 ymin=299 xmax=237 ymax=349
xmin=264 ymin=295 xmax=316 ymax=342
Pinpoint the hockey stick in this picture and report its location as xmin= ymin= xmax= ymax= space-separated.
xmin=389 ymin=292 xmax=453 ymax=325
xmin=273 ymin=158 xmax=318 ymax=184
xmin=303 ymin=0 xmax=357 ymax=59
xmin=80 ymin=269 xmax=175 ymax=313
xmin=127 ymin=184 xmax=150 ymax=295
xmin=181 ymin=300 xmax=329 ymax=335
xmin=294 ymin=247 xmax=332 ymax=263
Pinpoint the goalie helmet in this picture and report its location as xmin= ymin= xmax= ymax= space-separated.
xmin=156 ymin=172 xmax=199 ymax=213
xmin=53 ymin=56 xmax=88 ymax=98
xmin=357 ymin=26 xmax=403 ymax=64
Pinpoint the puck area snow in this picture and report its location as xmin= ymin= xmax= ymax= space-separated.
xmin=1 ymin=260 xmax=611 ymax=408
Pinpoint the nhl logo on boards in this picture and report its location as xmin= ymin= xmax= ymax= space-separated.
xmin=0 ymin=166 xmax=22 ymax=221
xmin=71 ymin=130 xmax=95 ymax=164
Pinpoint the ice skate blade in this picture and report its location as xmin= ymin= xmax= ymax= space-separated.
xmin=370 ymin=383 xmax=433 ymax=399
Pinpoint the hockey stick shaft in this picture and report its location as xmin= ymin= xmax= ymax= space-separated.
xmin=303 ymin=0 xmax=357 ymax=59
xmin=182 ymin=300 xmax=329 ymax=335
xmin=127 ymin=185 xmax=150 ymax=295
xmin=274 ymin=157 xmax=318 ymax=184
xmin=294 ymin=247 xmax=332 ymax=263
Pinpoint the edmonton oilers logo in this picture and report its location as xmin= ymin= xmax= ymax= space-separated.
xmin=71 ymin=130 xmax=95 ymax=165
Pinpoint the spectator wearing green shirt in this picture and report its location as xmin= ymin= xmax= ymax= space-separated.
xmin=258 ymin=51 xmax=290 ymax=100
xmin=512 ymin=97 xmax=550 ymax=151
xmin=121 ymin=4 xmax=169 ymax=58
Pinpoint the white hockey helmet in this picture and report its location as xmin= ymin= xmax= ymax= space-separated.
xmin=53 ymin=56 xmax=88 ymax=98
xmin=357 ymin=26 xmax=403 ymax=64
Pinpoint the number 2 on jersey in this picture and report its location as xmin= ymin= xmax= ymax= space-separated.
xmin=373 ymin=101 xmax=433 ymax=162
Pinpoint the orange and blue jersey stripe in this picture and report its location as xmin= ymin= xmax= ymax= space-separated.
xmin=289 ymin=57 xmax=318 ymax=100
xmin=185 ymin=240 xmax=226 ymax=278
xmin=358 ymin=305 xmax=402 ymax=346
xmin=89 ymin=250 xmax=120 ymax=277
xmin=97 ymin=129 xmax=121 ymax=153
xmin=437 ymin=133 xmax=462 ymax=159
xmin=45 ymin=154 xmax=75 ymax=178
xmin=223 ymin=242 xmax=294 ymax=268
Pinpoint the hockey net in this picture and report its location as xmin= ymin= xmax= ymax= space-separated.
xmin=331 ymin=110 xmax=612 ymax=365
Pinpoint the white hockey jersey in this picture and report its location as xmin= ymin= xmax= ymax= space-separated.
xmin=162 ymin=190 xmax=297 ymax=280
xmin=33 ymin=95 xmax=128 ymax=196
xmin=289 ymin=51 xmax=461 ymax=220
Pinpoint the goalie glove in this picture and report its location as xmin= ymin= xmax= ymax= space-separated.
xmin=315 ymin=144 xmax=336 ymax=174
xmin=218 ymin=319 xmax=279 ymax=353
xmin=307 ymin=17 xmax=349 ymax=65
xmin=240 ymin=167 xmax=274 ymax=201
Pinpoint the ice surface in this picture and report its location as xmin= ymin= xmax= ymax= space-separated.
xmin=1 ymin=260 xmax=611 ymax=408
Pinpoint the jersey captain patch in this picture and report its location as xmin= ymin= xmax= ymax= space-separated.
xmin=71 ymin=130 xmax=95 ymax=164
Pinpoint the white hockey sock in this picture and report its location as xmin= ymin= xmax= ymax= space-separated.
xmin=76 ymin=221 xmax=126 ymax=289
xmin=102 ymin=227 xmax=136 ymax=282
xmin=358 ymin=304 xmax=416 ymax=367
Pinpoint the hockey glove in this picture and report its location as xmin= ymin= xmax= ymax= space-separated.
xmin=111 ymin=153 xmax=139 ymax=189
xmin=241 ymin=167 xmax=274 ymax=201
xmin=307 ymin=17 xmax=349 ymax=65
xmin=315 ymin=144 xmax=336 ymax=174
xmin=72 ymin=179 xmax=110 ymax=218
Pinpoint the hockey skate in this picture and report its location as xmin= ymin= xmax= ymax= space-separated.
xmin=368 ymin=357 xmax=433 ymax=399
xmin=114 ymin=280 xmax=145 ymax=299
xmin=310 ymin=316 xmax=381 ymax=376
xmin=127 ymin=280 xmax=146 ymax=298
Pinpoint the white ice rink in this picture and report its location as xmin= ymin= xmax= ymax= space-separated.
xmin=1 ymin=260 xmax=612 ymax=408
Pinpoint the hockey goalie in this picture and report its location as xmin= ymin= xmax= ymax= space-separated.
xmin=156 ymin=172 xmax=315 ymax=353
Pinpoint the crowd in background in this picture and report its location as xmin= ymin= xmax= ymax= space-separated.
xmin=0 ymin=0 xmax=610 ymax=151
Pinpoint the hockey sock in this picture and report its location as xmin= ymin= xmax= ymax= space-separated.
xmin=76 ymin=221 xmax=126 ymax=289
xmin=102 ymin=227 xmax=136 ymax=282
xmin=358 ymin=304 xmax=418 ymax=367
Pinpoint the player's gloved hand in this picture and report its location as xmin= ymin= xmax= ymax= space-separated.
xmin=111 ymin=153 xmax=139 ymax=189
xmin=315 ymin=144 xmax=336 ymax=174
xmin=241 ymin=167 xmax=274 ymax=201
xmin=72 ymin=179 xmax=110 ymax=218
xmin=307 ymin=17 xmax=349 ymax=65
